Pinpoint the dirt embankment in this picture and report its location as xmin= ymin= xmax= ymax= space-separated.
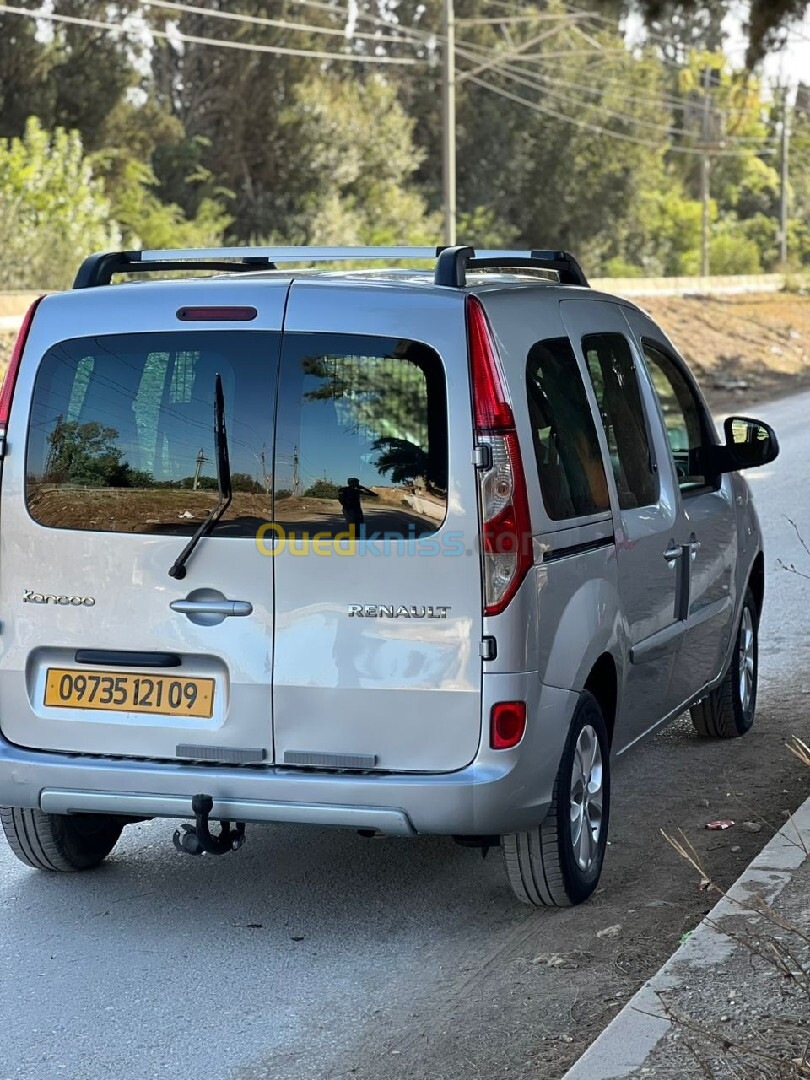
xmin=639 ymin=291 xmax=810 ymax=411
xmin=2 ymin=291 xmax=810 ymax=411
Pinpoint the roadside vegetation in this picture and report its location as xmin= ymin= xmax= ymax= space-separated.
xmin=1 ymin=1 xmax=809 ymax=290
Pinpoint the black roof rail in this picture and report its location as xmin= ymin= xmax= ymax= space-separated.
xmin=72 ymin=245 xmax=588 ymax=290
xmin=73 ymin=250 xmax=276 ymax=289
xmin=434 ymin=246 xmax=588 ymax=288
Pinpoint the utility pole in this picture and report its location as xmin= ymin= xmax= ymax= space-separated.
xmin=192 ymin=448 xmax=208 ymax=491
xmin=779 ymin=83 xmax=791 ymax=270
xmin=441 ymin=0 xmax=456 ymax=247
xmin=292 ymin=445 xmax=300 ymax=497
xmin=700 ymin=65 xmax=712 ymax=279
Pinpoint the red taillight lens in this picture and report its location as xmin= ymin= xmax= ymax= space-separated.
xmin=467 ymin=296 xmax=532 ymax=616
xmin=0 ymin=296 xmax=44 ymax=434
xmin=467 ymin=295 xmax=514 ymax=430
xmin=491 ymin=701 xmax=527 ymax=749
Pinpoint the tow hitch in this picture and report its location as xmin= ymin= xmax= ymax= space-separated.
xmin=173 ymin=794 xmax=246 ymax=856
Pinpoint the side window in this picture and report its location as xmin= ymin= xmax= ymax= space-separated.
xmin=582 ymin=333 xmax=658 ymax=510
xmin=525 ymin=337 xmax=610 ymax=520
xmin=642 ymin=342 xmax=708 ymax=492
xmin=275 ymin=335 xmax=448 ymax=539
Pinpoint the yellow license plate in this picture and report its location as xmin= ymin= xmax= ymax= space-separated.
xmin=44 ymin=668 xmax=215 ymax=719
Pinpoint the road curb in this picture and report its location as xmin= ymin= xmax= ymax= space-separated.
xmin=561 ymin=793 xmax=810 ymax=1080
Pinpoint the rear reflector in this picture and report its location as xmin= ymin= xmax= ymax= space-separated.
xmin=177 ymin=306 xmax=257 ymax=322
xmin=491 ymin=701 xmax=527 ymax=749
xmin=0 ymin=295 xmax=45 ymax=436
xmin=467 ymin=295 xmax=532 ymax=616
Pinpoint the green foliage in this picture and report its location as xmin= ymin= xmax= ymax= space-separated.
xmin=268 ymin=76 xmax=440 ymax=246
xmin=305 ymin=479 xmax=340 ymax=499
xmin=0 ymin=117 xmax=120 ymax=290
xmin=92 ymin=151 xmax=230 ymax=250
xmin=1 ymin=0 xmax=808 ymax=285
xmin=45 ymin=419 xmax=131 ymax=488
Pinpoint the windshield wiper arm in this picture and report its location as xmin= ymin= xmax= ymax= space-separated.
xmin=169 ymin=373 xmax=232 ymax=580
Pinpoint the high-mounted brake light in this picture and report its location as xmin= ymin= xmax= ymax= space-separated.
xmin=177 ymin=306 xmax=257 ymax=322
xmin=0 ymin=296 xmax=45 ymax=449
xmin=467 ymin=295 xmax=532 ymax=617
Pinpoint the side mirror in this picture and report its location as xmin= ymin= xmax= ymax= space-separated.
xmin=723 ymin=416 xmax=779 ymax=471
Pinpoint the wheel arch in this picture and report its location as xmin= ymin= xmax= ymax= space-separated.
xmin=584 ymin=653 xmax=618 ymax=748
xmin=748 ymin=550 xmax=765 ymax=616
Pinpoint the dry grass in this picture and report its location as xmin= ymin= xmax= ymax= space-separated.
xmin=657 ymin=747 xmax=809 ymax=1080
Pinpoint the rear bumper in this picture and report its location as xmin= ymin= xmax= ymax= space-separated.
xmin=0 ymin=679 xmax=576 ymax=836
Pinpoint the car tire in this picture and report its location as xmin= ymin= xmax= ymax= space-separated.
xmin=0 ymin=807 xmax=123 ymax=871
xmin=690 ymin=588 xmax=758 ymax=740
xmin=502 ymin=690 xmax=611 ymax=907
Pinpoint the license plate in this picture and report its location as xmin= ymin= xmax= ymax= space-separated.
xmin=44 ymin=668 xmax=215 ymax=719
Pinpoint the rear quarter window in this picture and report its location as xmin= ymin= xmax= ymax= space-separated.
xmin=525 ymin=336 xmax=610 ymax=520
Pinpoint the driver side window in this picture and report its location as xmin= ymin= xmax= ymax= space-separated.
xmin=642 ymin=343 xmax=708 ymax=493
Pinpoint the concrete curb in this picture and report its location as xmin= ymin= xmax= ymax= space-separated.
xmin=561 ymin=794 xmax=810 ymax=1080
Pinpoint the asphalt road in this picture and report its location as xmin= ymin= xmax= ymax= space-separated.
xmin=1 ymin=391 xmax=809 ymax=1080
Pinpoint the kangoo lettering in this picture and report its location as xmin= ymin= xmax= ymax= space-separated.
xmin=23 ymin=590 xmax=96 ymax=607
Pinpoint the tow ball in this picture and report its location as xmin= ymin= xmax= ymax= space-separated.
xmin=173 ymin=794 xmax=246 ymax=856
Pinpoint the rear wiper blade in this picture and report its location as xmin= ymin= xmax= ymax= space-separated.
xmin=169 ymin=373 xmax=232 ymax=580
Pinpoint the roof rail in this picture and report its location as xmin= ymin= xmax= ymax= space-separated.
xmin=72 ymin=246 xmax=439 ymax=289
xmin=434 ymin=246 xmax=588 ymax=287
xmin=72 ymin=245 xmax=588 ymax=289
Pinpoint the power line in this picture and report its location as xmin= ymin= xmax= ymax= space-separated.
xmin=137 ymin=0 xmax=415 ymax=46
xmin=464 ymin=70 xmax=777 ymax=156
xmin=457 ymin=47 xmax=779 ymax=146
xmin=0 ymin=3 xmax=426 ymax=64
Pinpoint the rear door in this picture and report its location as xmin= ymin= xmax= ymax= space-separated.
xmin=0 ymin=284 xmax=285 ymax=765
xmin=270 ymin=281 xmax=482 ymax=773
xmin=623 ymin=309 xmax=737 ymax=705
xmin=561 ymin=299 xmax=687 ymax=746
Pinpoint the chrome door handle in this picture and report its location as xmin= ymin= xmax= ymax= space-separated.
xmin=170 ymin=599 xmax=253 ymax=617
xmin=663 ymin=544 xmax=683 ymax=562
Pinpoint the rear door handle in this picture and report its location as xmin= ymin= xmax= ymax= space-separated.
xmin=170 ymin=599 xmax=253 ymax=617
xmin=663 ymin=544 xmax=683 ymax=562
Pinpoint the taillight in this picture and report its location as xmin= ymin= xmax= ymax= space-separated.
xmin=0 ymin=296 xmax=44 ymax=447
xmin=467 ymin=295 xmax=532 ymax=616
xmin=491 ymin=701 xmax=527 ymax=749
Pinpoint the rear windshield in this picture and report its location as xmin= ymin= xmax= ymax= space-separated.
xmin=26 ymin=331 xmax=278 ymax=536
xmin=25 ymin=330 xmax=448 ymax=540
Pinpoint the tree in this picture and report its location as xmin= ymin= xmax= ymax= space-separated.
xmin=0 ymin=117 xmax=120 ymax=290
xmin=0 ymin=1 xmax=139 ymax=145
xmin=44 ymin=419 xmax=131 ymax=488
xmin=635 ymin=0 xmax=810 ymax=65
xmin=271 ymin=76 xmax=440 ymax=246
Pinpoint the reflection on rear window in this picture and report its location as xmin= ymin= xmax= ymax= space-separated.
xmin=275 ymin=334 xmax=448 ymax=539
xmin=26 ymin=332 xmax=278 ymax=535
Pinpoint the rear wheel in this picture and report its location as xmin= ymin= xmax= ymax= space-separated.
xmin=0 ymin=807 xmax=123 ymax=871
xmin=502 ymin=691 xmax=611 ymax=907
xmin=690 ymin=588 xmax=758 ymax=739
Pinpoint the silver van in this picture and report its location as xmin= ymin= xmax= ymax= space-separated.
xmin=0 ymin=246 xmax=778 ymax=905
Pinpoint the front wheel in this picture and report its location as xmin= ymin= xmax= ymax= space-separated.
xmin=502 ymin=690 xmax=611 ymax=907
xmin=0 ymin=807 xmax=123 ymax=871
xmin=690 ymin=587 xmax=758 ymax=739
